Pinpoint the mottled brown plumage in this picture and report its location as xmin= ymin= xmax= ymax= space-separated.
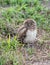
xmin=17 ymin=19 xmax=37 ymax=43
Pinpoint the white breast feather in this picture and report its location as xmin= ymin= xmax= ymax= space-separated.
xmin=24 ymin=29 xmax=37 ymax=43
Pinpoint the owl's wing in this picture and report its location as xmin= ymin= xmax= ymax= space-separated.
xmin=17 ymin=25 xmax=27 ymax=38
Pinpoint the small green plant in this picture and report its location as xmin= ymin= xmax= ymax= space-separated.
xmin=27 ymin=47 xmax=36 ymax=55
xmin=7 ymin=34 xmax=11 ymax=48
xmin=0 ymin=57 xmax=6 ymax=65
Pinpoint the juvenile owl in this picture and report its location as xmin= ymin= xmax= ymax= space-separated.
xmin=17 ymin=19 xmax=37 ymax=44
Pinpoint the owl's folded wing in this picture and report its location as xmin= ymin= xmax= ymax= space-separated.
xmin=17 ymin=25 xmax=27 ymax=38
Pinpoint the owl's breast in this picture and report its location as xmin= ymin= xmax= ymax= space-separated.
xmin=24 ymin=29 xmax=37 ymax=43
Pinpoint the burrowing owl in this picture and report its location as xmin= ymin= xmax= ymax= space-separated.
xmin=17 ymin=19 xmax=37 ymax=44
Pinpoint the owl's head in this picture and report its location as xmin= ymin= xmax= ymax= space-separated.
xmin=24 ymin=19 xmax=37 ymax=30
